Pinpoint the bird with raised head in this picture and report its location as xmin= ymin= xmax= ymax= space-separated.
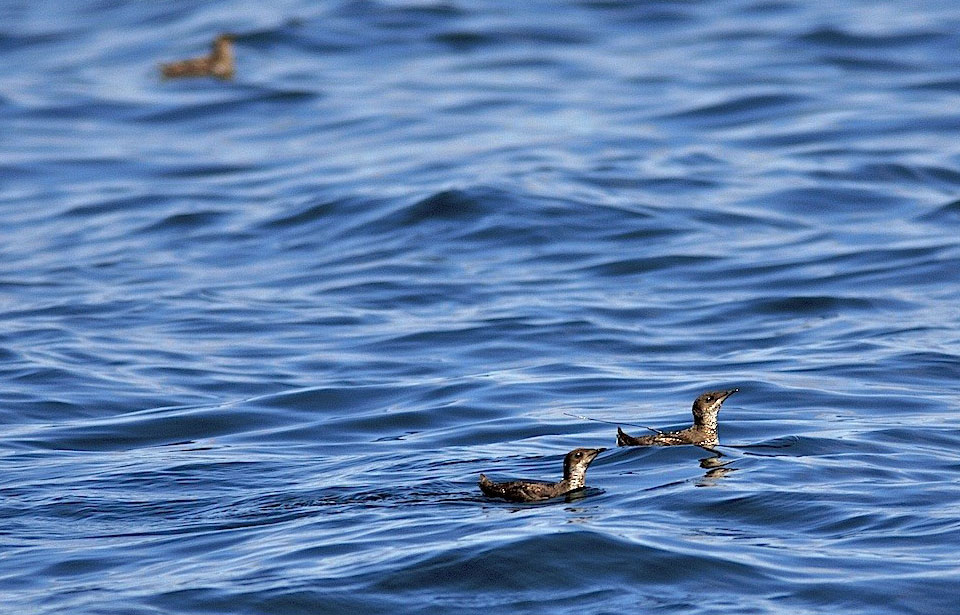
xmin=616 ymin=388 xmax=738 ymax=448
xmin=160 ymin=34 xmax=235 ymax=80
xmin=479 ymin=447 xmax=605 ymax=502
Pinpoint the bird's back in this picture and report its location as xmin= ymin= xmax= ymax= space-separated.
xmin=617 ymin=426 xmax=697 ymax=446
xmin=478 ymin=474 xmax=563 ymax=502
xmin=161 ymin=57 xmax=212 ymax=79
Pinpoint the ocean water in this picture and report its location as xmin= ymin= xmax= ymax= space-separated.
xmin=2 ymin=0 xmax=960 ymax=613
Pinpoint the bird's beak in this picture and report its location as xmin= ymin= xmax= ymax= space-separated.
xmin=720 ymin=388 xmax=739 ymax=400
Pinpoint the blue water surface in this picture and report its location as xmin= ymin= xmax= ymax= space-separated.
xmin=2 ymin=1 xmax=960 ymax=613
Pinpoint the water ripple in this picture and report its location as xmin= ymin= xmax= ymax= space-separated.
xmin=3 ymin=1 xmax=960 ymax=614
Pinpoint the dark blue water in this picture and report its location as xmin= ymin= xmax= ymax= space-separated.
xmin=3 ymin=1 xmax=960 ymax=613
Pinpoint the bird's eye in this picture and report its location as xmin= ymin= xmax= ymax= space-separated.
xmin=706 ymin=396 xmax=714 ymax=402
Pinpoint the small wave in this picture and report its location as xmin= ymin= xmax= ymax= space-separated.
xmin=138 ymin=89 xmax=318 ymax=124
xmin=796 ymin=26 xmax=944 ymax=48
xmin=137 ymin=211 xmax=229 ymax=234
xmin=577 ymin=254 xmax=717 ymax=277
xmin=743 ymin=186 xmax=908 ymax=217
xmin=663 ymin=93 xmax=808 ymax=123
xmin=395 ymin=189 xmax=489 ymax=224
xmin=373 ymin=530 xmax=763 ymax=593
xmin=918 ymin=198 xmax=960 ymax=223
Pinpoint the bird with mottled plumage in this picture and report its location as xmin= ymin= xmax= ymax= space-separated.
xmin=617 ymin=388 xmax=738 ymax=448
xmin=478 ymin=448 xmax=604 ymax=502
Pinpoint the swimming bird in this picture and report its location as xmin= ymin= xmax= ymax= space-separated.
xmin=616 ymin=388 xmax=738 ymax=448
xmin=478 ymin=447 xmax=605 ymax=502
xmin=160 ymin=34 xmax=235 ymax=80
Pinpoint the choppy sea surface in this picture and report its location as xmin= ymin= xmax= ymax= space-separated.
xmin=2 ymin=1 xmax=960 ymax=613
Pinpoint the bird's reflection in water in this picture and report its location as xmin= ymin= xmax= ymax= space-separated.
xmin=696 ymin=451 xmax=738 ymax=487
